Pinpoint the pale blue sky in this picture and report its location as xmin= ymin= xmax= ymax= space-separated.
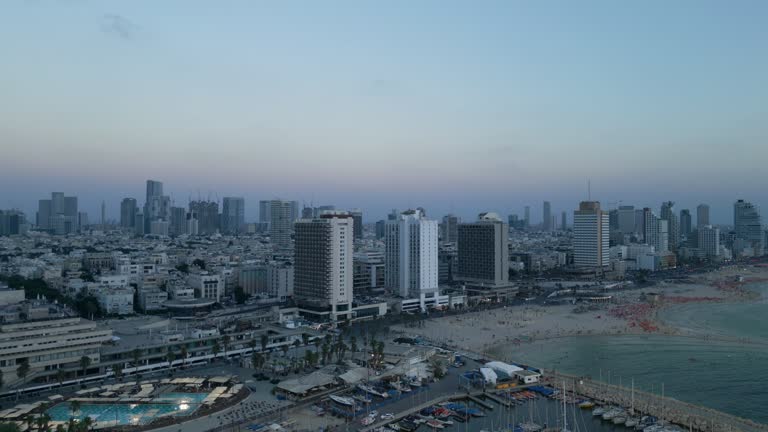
xmin=1 ymin=1 xmax=767 ymax=223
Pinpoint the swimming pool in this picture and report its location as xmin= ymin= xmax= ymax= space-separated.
xmin=46 ymin=392 xmax=209 ymax=426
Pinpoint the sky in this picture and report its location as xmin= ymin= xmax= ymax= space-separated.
xmin=1 ymin=1 xmax=767 ymax=224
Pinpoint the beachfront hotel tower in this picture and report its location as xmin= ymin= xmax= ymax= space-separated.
xmin=294 ymin=212 xmax=354 ymax=321
xmin=573 ymin=201 xmax=610 ymax=269
xmin=456 ymin=212 xmax=509 ymax=288
xmin=385 ymin=209 xmax=439 ymax=311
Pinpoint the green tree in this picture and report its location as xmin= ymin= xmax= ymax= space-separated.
xmin=0 ymin=423 xmax=21 ymax=432
xmin=336 ymin=343 xmax=347 ymax=363
xmin=0 ymin=422 xmax=20 ymax=432
xmin=166 ymin=348 xmax=176 ymax=370
xmin=69 ymin=400 xmax=81 ymax=417
xmin=192 ymin=258 xmax=206 ymax=270
xmin=79 ymin=356 xmax=91 ymax=377
xmin=111 ymin=363 xmax=123 ymax=381
xmin=222 ymin=335 xmax=231 ymax=358
xmin=36 ymin=412 xmax=51 ymax=432
xmin=82 ymin=416 xmax=93 ymax=431
xmin=56 ymin=369 xmax=65 ymax=386
xmin=212 ymin=340 xmax=221 ymax=358
xmin=175 ymin=263 xmax=189 ymax=273
xmin=180 ymin=346 xmax=188 ymax=368
xmin=260 ymin=334 xmax=269 ymax=352
xmin=132 ymin=348 xmax=142 ymax=369
xmin=16 ymin=359 xmax=30 ymax=384
xmin=301 ymin=333 xmax=310 ymax=346
xmin=234 ymin=286 xmax=248 ymax=304
xmin=251 ymin=352 xmax=264 ymax=370
xmin=430 ymin=358 xmax=446 ymax=379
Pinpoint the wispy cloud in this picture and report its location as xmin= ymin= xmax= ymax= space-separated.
xmin=101 ymin=14 xmax=138 ymax=40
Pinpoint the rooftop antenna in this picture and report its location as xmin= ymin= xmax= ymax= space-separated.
xmin=587 ymin=179 xmax=592 ymax=201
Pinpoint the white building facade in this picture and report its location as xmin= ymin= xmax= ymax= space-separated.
xmin=385 ymin=209 xmax=439 ymax=311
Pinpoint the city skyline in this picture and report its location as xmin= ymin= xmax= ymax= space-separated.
xmin=1 ymin=183 xmax=763 ymax=227
xmin=2 ymin=1 xmax=768 ymax=223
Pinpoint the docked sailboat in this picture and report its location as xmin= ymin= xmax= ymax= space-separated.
xmin=330 ymin=395 xmax=356 ymax=406
xmin=358 ymin=384 xmax=389 ymax=398
xmin=517 ymin=422 xmax=543 ymax=432
xmin=602 ymin=408 xmax=623 ymax=420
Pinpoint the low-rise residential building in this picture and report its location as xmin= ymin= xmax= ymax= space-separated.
xmin=188 ymin=272 xmax=224 ymax=302
xmin=267 ymin=263 xmax=294 ymax=301
xmin=95 ymin=288 xmax=134 ymax=315
xmin=138 ymin=288 xmax=168 ymax=311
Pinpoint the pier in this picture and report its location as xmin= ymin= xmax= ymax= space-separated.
xmin=481 ymin=393 xmax=513 ymax=408
xmin=360 ymin=391 xmax=488 ymax=432
xmin=547 ymin=370 xmax=768 ymax=432
xmin=467 ymin=395 xmax=494 ymax=410
xmin=417 ymin=336 xmax=768 ymax=432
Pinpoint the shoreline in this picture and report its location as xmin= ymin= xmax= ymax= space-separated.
xmin=392 ymin=264 xmax=768 ymax=354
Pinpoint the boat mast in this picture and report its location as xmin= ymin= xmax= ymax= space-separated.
xmin=562 ymin=380 xmax=568 ymax=432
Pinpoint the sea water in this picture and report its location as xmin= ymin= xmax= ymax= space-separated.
xmin=499 ymin=283 xmax=768 ymax=424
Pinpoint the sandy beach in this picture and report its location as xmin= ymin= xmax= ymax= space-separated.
xmin=392 ymin=264 xmax=768 ymax=354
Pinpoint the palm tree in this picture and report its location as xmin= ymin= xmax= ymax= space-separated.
xmin=260 ymin=334 xmax=269 ymax=352
xmin=321 ymin=344 xmax=330 ymax=365
xmin=281 ymin=344 xmax=289 ymax=358
xmin=16 ymin=359 xmax=30 ymax=385
xmin=248 ymin=339 xmax=257 ymax=353
xmin=251 ymin=352 xmax=264 ymax=370
xmin=69 ymin=400 xmax=81 ymax=417
xmin=131 ymin=348 xmax=142 ymax=369
xmin=301 ymin=333 xmax=310 ymax=346
xmin=111 ymin=363 xmax=123 ymax=381
xmin=166 ymin=348 xmax=176 ymax=371
xmin=79 ymin=356 xmax=91 ymax=378
xmin=212 ymin=340 xmax=221 ymax=359
xmin=36 ymin=413 xmax=51 ymax=432
xmin=222 ymin=335 xmax=231 ymax=358
xmin=56 ymin=424 xmax=65 ymax=432
xmin=82 ymin=416 xmax=93 ymax=431
xmin=180 ymin=346 xmax=188 ymax=368
xmin=56 ymin=369 xmax=65 ymax=387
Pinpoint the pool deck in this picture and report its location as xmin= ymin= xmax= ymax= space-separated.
xmin=147 ymin=391 xmax=265 ymax=432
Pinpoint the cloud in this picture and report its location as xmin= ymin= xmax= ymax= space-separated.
xmin=101 ymin=14 xmax=138 ymax=40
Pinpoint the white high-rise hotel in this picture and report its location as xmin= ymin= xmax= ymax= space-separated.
xmin=385 ymin=209 xmax=439 ymax=311
xmin=573 ymin=201 xmax=610 ymax=268
xmin=294 ymin=212 xmax=354 ymax=321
